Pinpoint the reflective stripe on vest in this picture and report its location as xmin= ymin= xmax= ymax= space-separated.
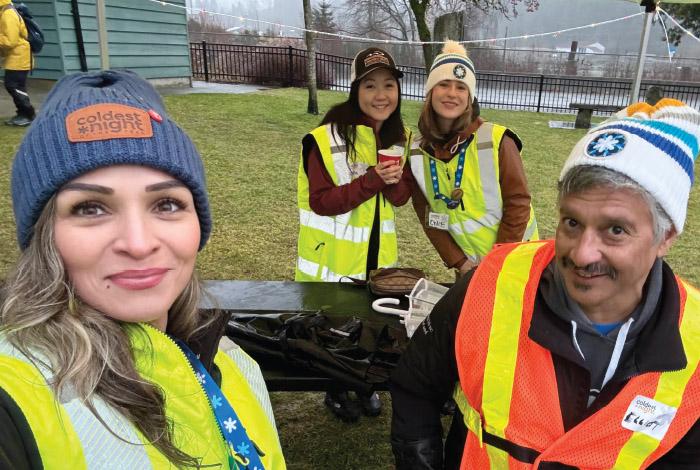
xmin=0 ymin=324 xmax=285 ymax=469
xmin=295 ymin=124 xmax=406 ymax=281
xmin=410 ymin=124 xmax=538 ymax=261
xmin=454 ymin=240 xmax=700 ymax=468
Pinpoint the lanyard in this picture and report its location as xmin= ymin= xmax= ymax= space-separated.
xmin=175 ymin=339 xmax=266 ymax=470
xmin=429 ymin=141 xmax=467 ymax=210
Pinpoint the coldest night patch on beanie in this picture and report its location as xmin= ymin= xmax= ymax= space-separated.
xmin=66 ymin=104 xmax=154 ymax=143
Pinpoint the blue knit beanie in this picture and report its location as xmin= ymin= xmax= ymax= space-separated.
xmin=11 ymin=70 xmax=211 ymax=250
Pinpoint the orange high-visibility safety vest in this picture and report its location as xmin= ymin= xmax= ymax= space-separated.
xmin=453 ymin=240 xmax=700 ymax=469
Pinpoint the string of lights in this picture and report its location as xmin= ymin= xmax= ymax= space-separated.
xmin=152 ymin=0 xmax=700 ymax=47
xmin=656 ymin=9 xmax=674 ymax=63
xmin=658 ymin=7 xmax=700 ymax=43
xmin=153 ymin=0 xmax=646 ymax=45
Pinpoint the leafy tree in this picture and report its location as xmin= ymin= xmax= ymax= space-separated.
xmin=661 ymin=3 xmax=700 ymax=46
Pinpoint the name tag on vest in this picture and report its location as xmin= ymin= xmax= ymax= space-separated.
xmin=621 ymin=395 xmax=677 ymax=440
xmin=427 ymin=211 xmax=449 ymax=231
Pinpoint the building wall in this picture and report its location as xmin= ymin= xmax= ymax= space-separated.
xmin=24 ymin=0 xmax=63 ymax=79
xmin=26 ymin=0 xmax=191 ymax=81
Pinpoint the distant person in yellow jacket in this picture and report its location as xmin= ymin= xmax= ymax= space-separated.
xmin=0 ymin=70 xmax=285 ymax=469
xmin=0 ymin=0 xmax=35 ymax=126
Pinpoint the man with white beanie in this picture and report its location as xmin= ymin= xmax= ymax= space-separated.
xmin=391 ymin=98 xmax=700 ymax=468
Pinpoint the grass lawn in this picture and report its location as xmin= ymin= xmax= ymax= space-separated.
xmin=1 ymin=87 xmax=698 ymax=469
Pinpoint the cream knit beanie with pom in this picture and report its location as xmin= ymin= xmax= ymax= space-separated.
xmin=424 ymin=40 xmax=476 ymax=98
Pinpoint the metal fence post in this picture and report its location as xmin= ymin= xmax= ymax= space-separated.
xmin=288 ymin=46 xmax=294 ymax=87
xmin=202 ymin=41 xmax=209 ymax=82
xmin=536 ymin=74 xmax=544 ymax=113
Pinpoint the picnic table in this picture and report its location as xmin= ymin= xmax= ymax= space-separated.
xmin=569 ymin=102 xmax=621 ymax=129
xmin=203 ymin=280 xmax=408 ymax=391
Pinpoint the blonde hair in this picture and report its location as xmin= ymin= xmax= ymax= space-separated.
xmin=418 ymin=88 xmax=474 ymax=150
xmin=0 ymin=196 xmax=208 ymax=467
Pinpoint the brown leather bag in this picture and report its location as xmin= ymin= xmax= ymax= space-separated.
xmin=367 ymin=267 xmax=425 ymax=296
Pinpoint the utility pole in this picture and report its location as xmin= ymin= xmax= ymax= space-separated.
xmin=629 ymin=0 xmax=656 ymax=104
xmin=96 ymin=0 xmax=109 ymax=70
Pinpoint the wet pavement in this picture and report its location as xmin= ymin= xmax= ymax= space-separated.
xmin=158 ymin=81 xmax=269 ymax=96
xmin=0 ymin=78 xmax=270 ymax=119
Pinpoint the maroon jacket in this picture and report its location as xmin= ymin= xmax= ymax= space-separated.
xmin=301 ymin=116 xmax=412 ymax=216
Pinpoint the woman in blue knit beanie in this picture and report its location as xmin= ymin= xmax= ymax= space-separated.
xmin=0 ymin=70 xmax=285 ymax=469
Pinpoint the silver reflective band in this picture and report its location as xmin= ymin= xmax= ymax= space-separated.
xmin=321 ymin=266 xmax=366 ymax=282
xmin=221 ymin=344 xmax=278 ymax=431
xmin=0 ymin=338 xmax=151 ymax=469
xmin=297 ymin=256 xmax=320 ymax=277
xmin=450 ymin=212 xmax=503 ymax=235
xmin=382 ymin=219 xmax=396 ymax=234
xmin=475 ymin=123 xmax=503 ymax=219
xmin=299 ymin=209 xmax=372 ymax=243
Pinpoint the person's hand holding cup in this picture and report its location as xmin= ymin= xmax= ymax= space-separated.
xmin=378 ymin=147 xmax=403 ymax=167
xmin=376 ymin=147 xmax=404 ymax=185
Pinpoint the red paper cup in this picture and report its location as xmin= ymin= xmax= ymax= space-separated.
xmin=378 ymin=149 xmax=403 ymax=166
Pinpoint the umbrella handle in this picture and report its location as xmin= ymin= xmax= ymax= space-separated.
xmin=372 ymin=298 xmax=408 ymax=317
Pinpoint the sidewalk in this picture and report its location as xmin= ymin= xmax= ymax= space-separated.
xmin=0 ymin=78 xmax=270 ymax=119
xmin=158 ymin=81 xmax=269 ymax=96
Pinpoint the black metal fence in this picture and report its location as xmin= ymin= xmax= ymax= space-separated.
xmin=190 ymin=42 xmax=700 ymax=115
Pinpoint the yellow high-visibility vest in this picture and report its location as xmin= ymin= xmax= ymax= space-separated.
xmin=410 ymin=123 xmax=538 ymax=262
xmin=296 ymin=124 xmax=409 ymax=281
xmin=0 ymin=323 xmax=286 ymax=469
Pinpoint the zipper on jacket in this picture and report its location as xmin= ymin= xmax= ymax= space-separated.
xmin=140 ymin=324 xmax=231 ymax=464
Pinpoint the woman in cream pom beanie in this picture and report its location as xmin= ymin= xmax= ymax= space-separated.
xmin=408 ymin=40 xmax=539 ymax=276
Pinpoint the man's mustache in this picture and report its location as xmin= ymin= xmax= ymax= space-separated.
xmin=561 ymin=257 xmax=617 ymax=280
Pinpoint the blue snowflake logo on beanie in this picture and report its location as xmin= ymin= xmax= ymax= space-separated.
xmin=453 ymin=65 xmax=467 ymax=80
xmin=586 ymin=132 xmax=626 ymax=157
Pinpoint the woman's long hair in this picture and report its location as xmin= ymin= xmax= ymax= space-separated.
xmin=0 ymin=196 xmax=206 ymax=467
xmin=418 ymin=89 xmax=475 ymax=150
xmin=320 ymin=78 xmax=405 ymax=160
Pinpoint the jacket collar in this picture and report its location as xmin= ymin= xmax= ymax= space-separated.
xmin=178 ymin=310 xmax=230 ymax=373
xmin=421 ymin=117 xmax=483 ymax=160
xmin=529 ymin=260 xmax=686 ymax=378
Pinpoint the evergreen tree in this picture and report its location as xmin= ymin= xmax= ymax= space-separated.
xmin=313 ymin=0 xmax=338 ymax=34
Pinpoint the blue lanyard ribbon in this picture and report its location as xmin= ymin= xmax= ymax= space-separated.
xmin=429 ymin=141 xmax=467 ymax=210
xmin=175 ymin=339 xmax=266 ymax=470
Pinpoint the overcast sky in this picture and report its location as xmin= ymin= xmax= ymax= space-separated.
xmin=197 ymin=0 xmax=699 ymax=57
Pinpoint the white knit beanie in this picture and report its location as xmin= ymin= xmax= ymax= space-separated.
xmin=424 ymin=40 xmax=476 ymax=98
xmin=560 ymin=98 xmax=700 ymax=234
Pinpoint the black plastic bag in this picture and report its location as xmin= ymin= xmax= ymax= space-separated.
xmin=225 ymin=311 xmax=408 ymax=393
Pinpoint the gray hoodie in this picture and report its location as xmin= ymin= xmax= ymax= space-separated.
xmin=539 ymin=258 xmax=663 ymax=406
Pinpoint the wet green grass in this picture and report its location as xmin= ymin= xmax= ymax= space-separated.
xmin=1 ymin=87 xmax=698 ymax=468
